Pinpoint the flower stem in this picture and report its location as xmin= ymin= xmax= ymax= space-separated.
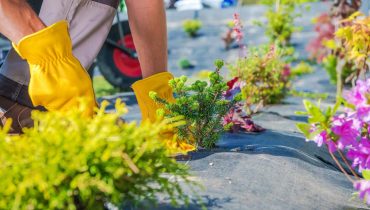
xmin=329 ymin=151 xmax=354 ymax=183
xmin=338 ymin=150 xmax=360 ymax=179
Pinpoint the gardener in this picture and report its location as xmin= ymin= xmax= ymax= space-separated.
xmin=0 ymin=0 xmax=191 ymax=149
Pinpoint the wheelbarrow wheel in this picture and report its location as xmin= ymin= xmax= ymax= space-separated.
xmin=96 ymin=20 xmax=142 ymax=91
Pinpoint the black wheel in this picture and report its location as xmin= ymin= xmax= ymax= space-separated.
xmin=96 ymin=20 xmax=142 ymax=91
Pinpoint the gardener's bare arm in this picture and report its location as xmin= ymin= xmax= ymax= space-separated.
xmin=125 ymin=0 xmax=168 ymax=78
xmin=0 ymin=0 xmax=45 ymax=43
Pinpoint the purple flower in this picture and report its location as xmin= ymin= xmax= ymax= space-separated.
xmin=331 ymin=117 xmax=359 ymax=150
xmin=345 ymin=79 xmax=370 ymax=108
xmin=347 ymin=138 xmax=370 ymax=172
xmin=311 ymin=130 xmax=337 ymax=153
xmin=356 ymin=107 xmax=370 ymax=123
xmin=313 ymin=130 xmax=325 ymax=147
xmin=354 ymin=179 xmax=370 ymax=204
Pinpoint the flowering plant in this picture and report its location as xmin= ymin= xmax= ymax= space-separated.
xmin=228 ymin=44 xmax=291 ymax=114
xmin=297 ymin=79 xmax=370 ymax=204
xmin=222 ymin=13 xmax=246 ymax=51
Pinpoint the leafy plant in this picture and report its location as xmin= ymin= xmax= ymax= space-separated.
xmin=0 ymin=100 xmax=196 ymax=209
xmin=326 ymin=12 xmax=370 ymax=97
xmin=228 ymin=44 xmax=290 ymax=114
xmin=255 ymin=0 xmax=315 ymax=46
xmin=178 ymin=58 xmax=195 ymax=69
xmin=335 ymin=12 xmax=370 ymax=80
xmin=150 ymin=60 xmax=241 ymax=149
xmin=182 ymin=19 xmax=202 ymax=38
xmin=306 ymin=2 xmax=363 ymax=93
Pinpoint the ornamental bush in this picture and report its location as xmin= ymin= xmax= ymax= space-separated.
xmin=228 ymin=44 xmax=290 ymax=114
xmin=151 ymin=60 xmax=241 ymax=149
xmin=182 ymin=19 xmax=202 ymax=37
xmin=0 ymin=100 xmax=196 ymax=210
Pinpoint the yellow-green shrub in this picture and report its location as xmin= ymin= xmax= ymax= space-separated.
xmin=183 ymin=19 xmax=202 ymax=37
xmin=0 ymin=100 xmax=195 ymax=210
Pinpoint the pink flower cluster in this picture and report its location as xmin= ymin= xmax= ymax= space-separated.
xmin=309 ymin=79 xmax=370 ymax=204
xmin=233 ymin=13 xmax=244 ymax=44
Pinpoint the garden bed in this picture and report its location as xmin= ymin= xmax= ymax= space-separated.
xmin=97 ymin=2 xmax=370 ymax=209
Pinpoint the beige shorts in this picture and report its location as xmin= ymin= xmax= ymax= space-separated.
xmin=0 ymin=0 xmax=119 ymax=85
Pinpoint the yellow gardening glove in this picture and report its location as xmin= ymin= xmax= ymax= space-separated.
xmin=12 ymin=21 xmax=96 ymax=116
xmin=132 ymin=72 xmax=195 ymax=154
xmin=161 ymin=115 xmax=196 ymax=155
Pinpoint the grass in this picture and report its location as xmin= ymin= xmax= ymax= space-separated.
xmin=93 ymin=76 xmax=121 ymax=98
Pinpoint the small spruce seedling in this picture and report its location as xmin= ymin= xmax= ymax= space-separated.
xmin=150 ymin=60 xmax=241 ymax=149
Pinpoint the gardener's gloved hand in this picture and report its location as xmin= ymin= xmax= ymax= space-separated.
xmin=132 ymin=72 xmax=195 ymax=154
xmin=159 ymin=114 xmax=196 ymax=155
xmin=12 ymin=21 xmax=96 ymax=116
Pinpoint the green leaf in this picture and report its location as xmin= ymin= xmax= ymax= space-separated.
xmin=303 ymin=100 xmax=326 ymax=123
xmin=295 ymin=111 xmax=308 ymax=115
xmin=296 ymin=122 xmax=311 ymax=137
xmin=363 ymin=170 xmax=370 ymax=180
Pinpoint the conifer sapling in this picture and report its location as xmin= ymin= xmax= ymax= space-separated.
xmin=150 ymin=60 xmax=241 ymax=149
